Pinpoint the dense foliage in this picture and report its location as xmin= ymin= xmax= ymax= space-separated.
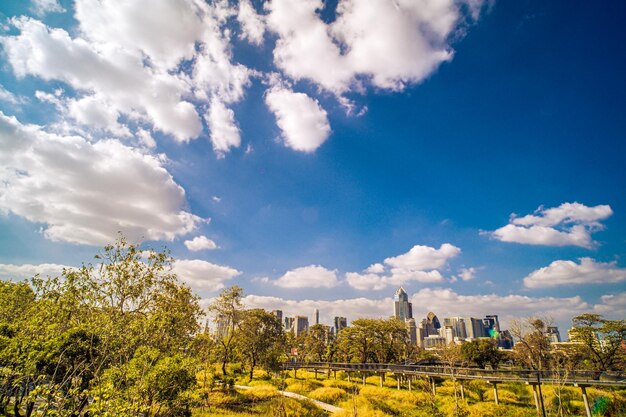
xmin=0 ymin=237 xmax=624 ymax=416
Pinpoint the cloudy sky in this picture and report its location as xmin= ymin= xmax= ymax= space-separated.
xmin=1 ymin=0 xmax=625 ymax=334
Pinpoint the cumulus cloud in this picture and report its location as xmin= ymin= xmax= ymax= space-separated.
xmin=242 ymin=287 xmax=626 ymax=329
xmin=172 ymin=259 xmax=240 ymax=293
xmin=30 ymin=0 xmax=65 ymax=17
xmin=346 ymin=243 xmax=460 ymax=290
xmin=0 ymin=112 xmax=202 ymax=245
xmin=0 ymin=84 xmax=23 ymax=105
xmin=523 ymin=257 xmax=626 ymax=289
xmin=237 ymin=0 xmax=265 ymax=45
xmin=272 ymin=265 xmax=339 ymax=288
xmin=264 ymin=84 xmax=331 ymax=152
xmin=206 ymin=98 xmax=241 ymax=154
xmin=184 ymin=236 xmax=218 ymax=251
xmin=0 ymin=263 xmax=73 ymax=281
xmin=1 ymin=17 xmax=202 ymax=142
xmin=456 ymin=267 xmax=476 ymax=281
xmin=489 ymin=202 xmax=613 ymax=248
xmin=265 ymin=0 xmax=483 ymax=94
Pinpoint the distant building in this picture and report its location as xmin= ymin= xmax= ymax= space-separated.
xmin=315 ymin=308 xmax=320 ymax=325
xmin=423 ymin=335 xmax=447 ymax=350
xmin=334 ymin=316 xmax=347 ymax=335
xmin=272 ymin=310 xmax=283 ymax=324
xmin=394 ymin=287 xmax=413 ymax=320
xmin=466 ymin=317 xmax=488 ymax=339
xmin=294 ymin=315 xmax=309 ymax=337
xmin=444 ymin=317 xmax=467 ymax=340
xmin=422 ymin=312 xmax=441 ymax=336
xmin=406 ymin=318 xmax=418 ymax=345
xmin=546 ymin=326 xmax=561 ymax=343
xmin=284 ymin=317 xmax=294 ymax=332
xmin=498 ymin=329 xmax=514 ymax=349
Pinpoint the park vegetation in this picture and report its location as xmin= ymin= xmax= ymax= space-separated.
xmin=0 ymin=237 xmax=625 ymax=416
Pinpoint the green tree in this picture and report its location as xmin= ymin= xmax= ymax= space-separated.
xmin=461 ymin=338 xmax=503 ymax=369
xmin=236 ymin=309 xmax=285 ymax=380
xmin=510 ymin=317 xmax=552 ymax=370
xmin=209 ymin=285 xmax=244 ymax=376
xmin=571 ymin=313 xmax=626 ymax=372
xmin=303 ymin=324 xmax=330 ymax=362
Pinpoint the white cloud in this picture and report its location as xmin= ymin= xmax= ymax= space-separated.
xmin=384 ymin=243 xmax=460 ymax=271
xmin=264 ymin=84 xmax=331 ymax=152
xmin=0 ymin=111 xmax=202 ymax=245
xmin=345 ymin=243 xmax=460 ymax=290
xmin=206 ymin=98 xmax=241 ymax=154
xmin=75 ymin=0 xmax=203 ymax=71
xmin=523 ymin=257 xmax=626 ymax=289
xmin=272 ymin=265 xmax=339 ymax=288
xmin=184 ymin=235 xmax=218 ymax=251
xmin=67 ymin=95 xmax=130 ymax=137
xmin=1 ymin=17 xmax=202 ymax=142
xmin=237 ymin=0 xmax=265 ymax=46
xmin=456 ymin=267 xmax=476 ymax=281
xmin=0 ymin=263 xmax=73 ymax=281
xmin=243 ymin=294 xmax=393 ymax=325
xmin=172 ymin=259 xmax=240 ymax=293
xmin=490 ymin=202 xmax=613 ymax=248
xmin=241 ymin=288 xmax=626 ymax=329
xmin=31 ymin=0 xmax=65 ymax=17
xmin=0 ymin=84 xmax=23 ymax=105
xmin=265 ymin=0 xmax=482 ymax=94
xmin=265 ymin=0 xmax=354 ymax=93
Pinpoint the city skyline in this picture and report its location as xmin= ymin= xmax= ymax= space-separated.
xmin=1 ymin=1 xmax=625 ymax=335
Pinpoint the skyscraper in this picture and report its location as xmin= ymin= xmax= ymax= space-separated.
xmin=334 ymin=316 xmax=347 ymax=335
xmin=314 ymin=308 xmax=319 ymax=325
xmin=294 ymin=316 xmax=309 ymax=337
xmin=394 ymin=287 xmax=413 ymax=320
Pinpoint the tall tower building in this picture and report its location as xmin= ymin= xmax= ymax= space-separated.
xmin=546 ymin=326 xmax=561 ymax=343
xmin=394 ymin=287 xmax=413 ymax=320
xmin=294 ymin=316 xmax=309 ymax=337
xmin=315 ymin=308 xmax=320 ymax=325
xmin=334 ymin=316 xmax=347 ymax=334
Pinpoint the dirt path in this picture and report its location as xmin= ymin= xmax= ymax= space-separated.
xmin=235 ymin=385 xmax=343 ymax=414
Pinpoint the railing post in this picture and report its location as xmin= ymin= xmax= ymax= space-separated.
xmin=294 ymin=368 xmax=297 ymax=379
xmin=575 ymin=384 xmax=592 ymax=417
xmin=347 ymin=372 xmax=350 ymax=382
xmin=380 ymin=373 xmax=384 ymax=387
xmin=527 ymin=382 xmax=540 ymax=415
xmin=491 ymin=381 xmax=499 ymax=405
xmin=460 ymin=380 xmax=464 ymax=400
xmin=397 ymin=375 xmax=401 ymax=390
xmin=408 ymin=375 xmax=412 ymax=392
xmin=362 ymin=373 xmax=366 ymax=386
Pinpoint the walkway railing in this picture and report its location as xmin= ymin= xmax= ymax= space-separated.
xmin=281 ymin=361 xmax=626 ymax=417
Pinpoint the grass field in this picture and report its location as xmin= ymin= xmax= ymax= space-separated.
xmin=193 ymin=368 xmax=626 ymax=417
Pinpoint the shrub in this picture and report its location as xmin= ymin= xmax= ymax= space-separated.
xmin=308 ymin=387 xmax=347 ymax=404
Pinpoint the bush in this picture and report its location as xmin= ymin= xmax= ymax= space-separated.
xmin=308 ymin=387 xmax=347 ymax=404
xmin=241 ymin=385 xmax=278 ymax=401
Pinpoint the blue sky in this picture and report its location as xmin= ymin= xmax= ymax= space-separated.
xmin=0 ymin=0 xmax=625 ymax=333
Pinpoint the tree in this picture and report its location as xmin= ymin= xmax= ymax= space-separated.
xmin=335 ymin=318 xmax=409 ymax=364
xmin=571 ymin=313 xmax=626 ymax=372
xmin=461 ymin=339 xmax=504 ymax=369
xmin=303 ymin=324 xmax=330 ymax=362
xmin=209 ymin=285 xmax=244 ymax=376
xmin=236 ymin=309 xmax=285 ymax=380
xmin=510 ymin=317 xmax=552 ymax=370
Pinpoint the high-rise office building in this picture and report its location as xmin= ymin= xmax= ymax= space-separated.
xmin=466 ymin=317 xmax=488 ymax=339
xmin=394 ymin=287 xmax=413 ymax=320
xmin=483 ymin=315 xmax=500 ymax=337
xmin=443 ymin=317 xmax=467 ymax=340
xmin=406 ymin=318 xmax=418 ymax=345
xmin=422 ymin=312 xmax=441 ymax=336
xmin=546 ymin=326 xmax=561 ymax=343
xmin=315 ymin=308 xmax=320 ymax=325
xmin=284 ymin=317 xmax=294 ymax=332
xmin=334 ymin=316 xmax=347 ymax=335
xmin=294 ymin=316 xmax=309 ymax=337
xmin=272 ymin=310 xmax=283 ymax=324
